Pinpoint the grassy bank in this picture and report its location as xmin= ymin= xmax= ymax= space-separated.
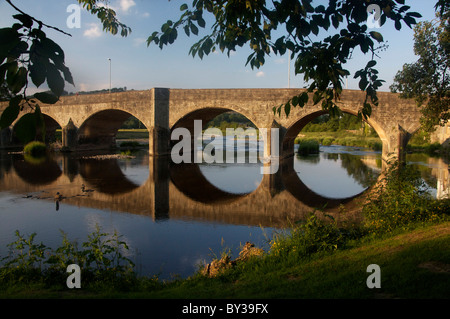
xmin=138 ymin=222 xmax=450 ymax=299
xmin=1 ymin=221 xmax=448 ymax=299
xmin=295 ymin=131 xmax=383 ymax=151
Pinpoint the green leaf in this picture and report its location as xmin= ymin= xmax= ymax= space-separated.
xmin=29 ymin=61 xmax=46 ymax=88
xmin=34 ymin=92 xmax=59 ymax=104
xmin=359 ymin=77 xmax=369 ymax=91
xmin=180 ymin=4 xmax=188 ymax=11
xmin=366 ymin=60 xmax=377 ymax=69
xmin=0 ymin=95 xmax=22 ymax=129
xmin=184 ymin=25 xmax=190 ymax=36
xmin=369 ymin=31 xmax=384 ymax=43
xmin=190 ymin=23 xmax=199 ymax=36
xmin=41 ymin=38 xmax=65 ymax=65
xmin=284 ymin=101 xmax=291 ymax=117
xmin=12 ymin=14 xmax=33 ymax=29
xmin=198 ymin=18 xmax=206 ymax=28
xmin=407 ymin=12 xmax=422 ymax=18
xmin=10 ymin=67 xmax=28 ymax=94
xmin=46 ymin=63 xmax=64 ymax=97
xmin=61 ymin=65 xmax=74 ymax=86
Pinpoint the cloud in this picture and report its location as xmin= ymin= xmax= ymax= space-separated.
xmin=83 ymin=23 xmax=102 ymax=38
xmin=133 ymin=37 xmax=146 ymax=47
xmin=256 ymin=71 xmax=265 ymax=77
xmin=96 ymin=0 xmax=135 ymax=14
xmin=119 ymin=0 xmax=136 ymax=13
xmin=78 ymin=83 xmax=89 ymax=91
xmin=274 ymin=58 xmax=286 ymax=64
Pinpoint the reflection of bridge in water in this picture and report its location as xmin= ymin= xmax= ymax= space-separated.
xmin=0 ymin=152 xmax=371 ymax=228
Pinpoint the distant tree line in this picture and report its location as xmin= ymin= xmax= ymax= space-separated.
xmin=65 ymin=87 xmax=128 ymax=96
xmin=206 ymin=112 xmax=257 ymax=132
xmin=302 ymin=113 xmax=377 ymax=136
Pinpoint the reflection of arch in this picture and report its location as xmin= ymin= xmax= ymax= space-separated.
xmin=79 ymin=158 xmax=140 ymax=195
xmin=13 ymin=155 xmax=62 ymax=185
xmin=78 ymin=109 xmax=148 ymax=146
xmin=170 ymin=161 xmax=251 ymax=204
xmin=282 ymin=109 xmax=388 ymax=157
xmin=281 ymin=157 xmax=367 ymax=208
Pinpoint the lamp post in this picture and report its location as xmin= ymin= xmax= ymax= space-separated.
xmin=288 ymin=51 xmax=291 ymax=89
xmin=108 ymin=58 xmax=111 ymax=93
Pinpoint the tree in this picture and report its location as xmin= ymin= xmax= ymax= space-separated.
xmin=0 ymin=0 xmax=130 ymax=144
xmin=147 ymin=0 xmax=423 ymax=120
xmin=390 ymin=1 xmax=449 ymax=131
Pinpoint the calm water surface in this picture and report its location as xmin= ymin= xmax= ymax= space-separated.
xmin=0 ymin=144 xmax=447 ymax=279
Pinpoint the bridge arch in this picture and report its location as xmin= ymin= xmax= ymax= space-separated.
xmin=171 ymin=107 xmax=261 ymax=132
xmin=282 ymin=108 xmax=389 ymax=158
xmin=11 ymin=113 xmax=62 ymax=146
xmin=170 ymin=107 xmax=263 ymax=161
xmin=77 ymin=109 xmax=149 ymax=149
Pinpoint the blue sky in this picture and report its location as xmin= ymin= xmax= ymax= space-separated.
xmin=0 ymin=0 xmax=438 ymax=94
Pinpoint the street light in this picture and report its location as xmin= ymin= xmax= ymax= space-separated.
xmin=108 ymin=58 xmax=111 ymax=93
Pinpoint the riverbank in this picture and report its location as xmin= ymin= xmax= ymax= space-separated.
xmin=0 ymin=220 xmax=448 ymax=299
xmin=296 ymin=131 xmax=382 ymax=151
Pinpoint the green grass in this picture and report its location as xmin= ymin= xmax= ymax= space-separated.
xmin=1 ymin=222 xmax=448 ymax=299
xmin=295 ymin=132 xmax=383 ymax=151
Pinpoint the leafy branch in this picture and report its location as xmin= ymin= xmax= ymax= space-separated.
xmin=147 ymin=0 xmax=423 ymax=120
xmin=0 ymin=0 xmax=130 ymax=144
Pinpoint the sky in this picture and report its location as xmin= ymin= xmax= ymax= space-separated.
xmin=0 ymin=0 xmax=439 ymax=94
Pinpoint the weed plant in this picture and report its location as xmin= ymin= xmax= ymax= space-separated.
xmin=23 ymin=141 xmax=47 ymax=157
xmin=0 ymin=226 xmax=146 ymax=291
xmin=297 ymin=139 xmax=320 ymax=155
xmin=362 ymin=162 xmax=450 ymax=235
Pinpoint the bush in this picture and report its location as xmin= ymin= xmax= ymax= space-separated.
xmin=0 ymin=226 xmax=138 ymax=290
xmin=269 ymin=213 xmax=354 ymax=259
xmin=363 ymin=161 xmax=448 ymax=235
xmin=297 ymin=139 xmax=320 ymax=155
xmin=23 ymin=141 xmax=47 ymax=157
xmin=321 ymin=137 xmax=334 ymax=146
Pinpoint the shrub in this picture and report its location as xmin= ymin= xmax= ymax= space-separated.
xmin=321 ymin=137 xmax=334 ymax=146
xmin=297 ymin=139 xmax=320 ymax=155
xmin=0 ymin=226 xmax=138 ymax=290
xmin=363 ymin=160 xmax=448 ymax=235
xmin=269 ymin=213 xmax=350 ymax=259
xmin=23 ymin=141 xmax=47 ymax=157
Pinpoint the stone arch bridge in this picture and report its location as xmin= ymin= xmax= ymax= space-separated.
xmin=0 ymin=88 xmax=421 ymax=161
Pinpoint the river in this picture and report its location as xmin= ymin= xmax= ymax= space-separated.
xmin=0 ymin=144 xmax=448 ymax=279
